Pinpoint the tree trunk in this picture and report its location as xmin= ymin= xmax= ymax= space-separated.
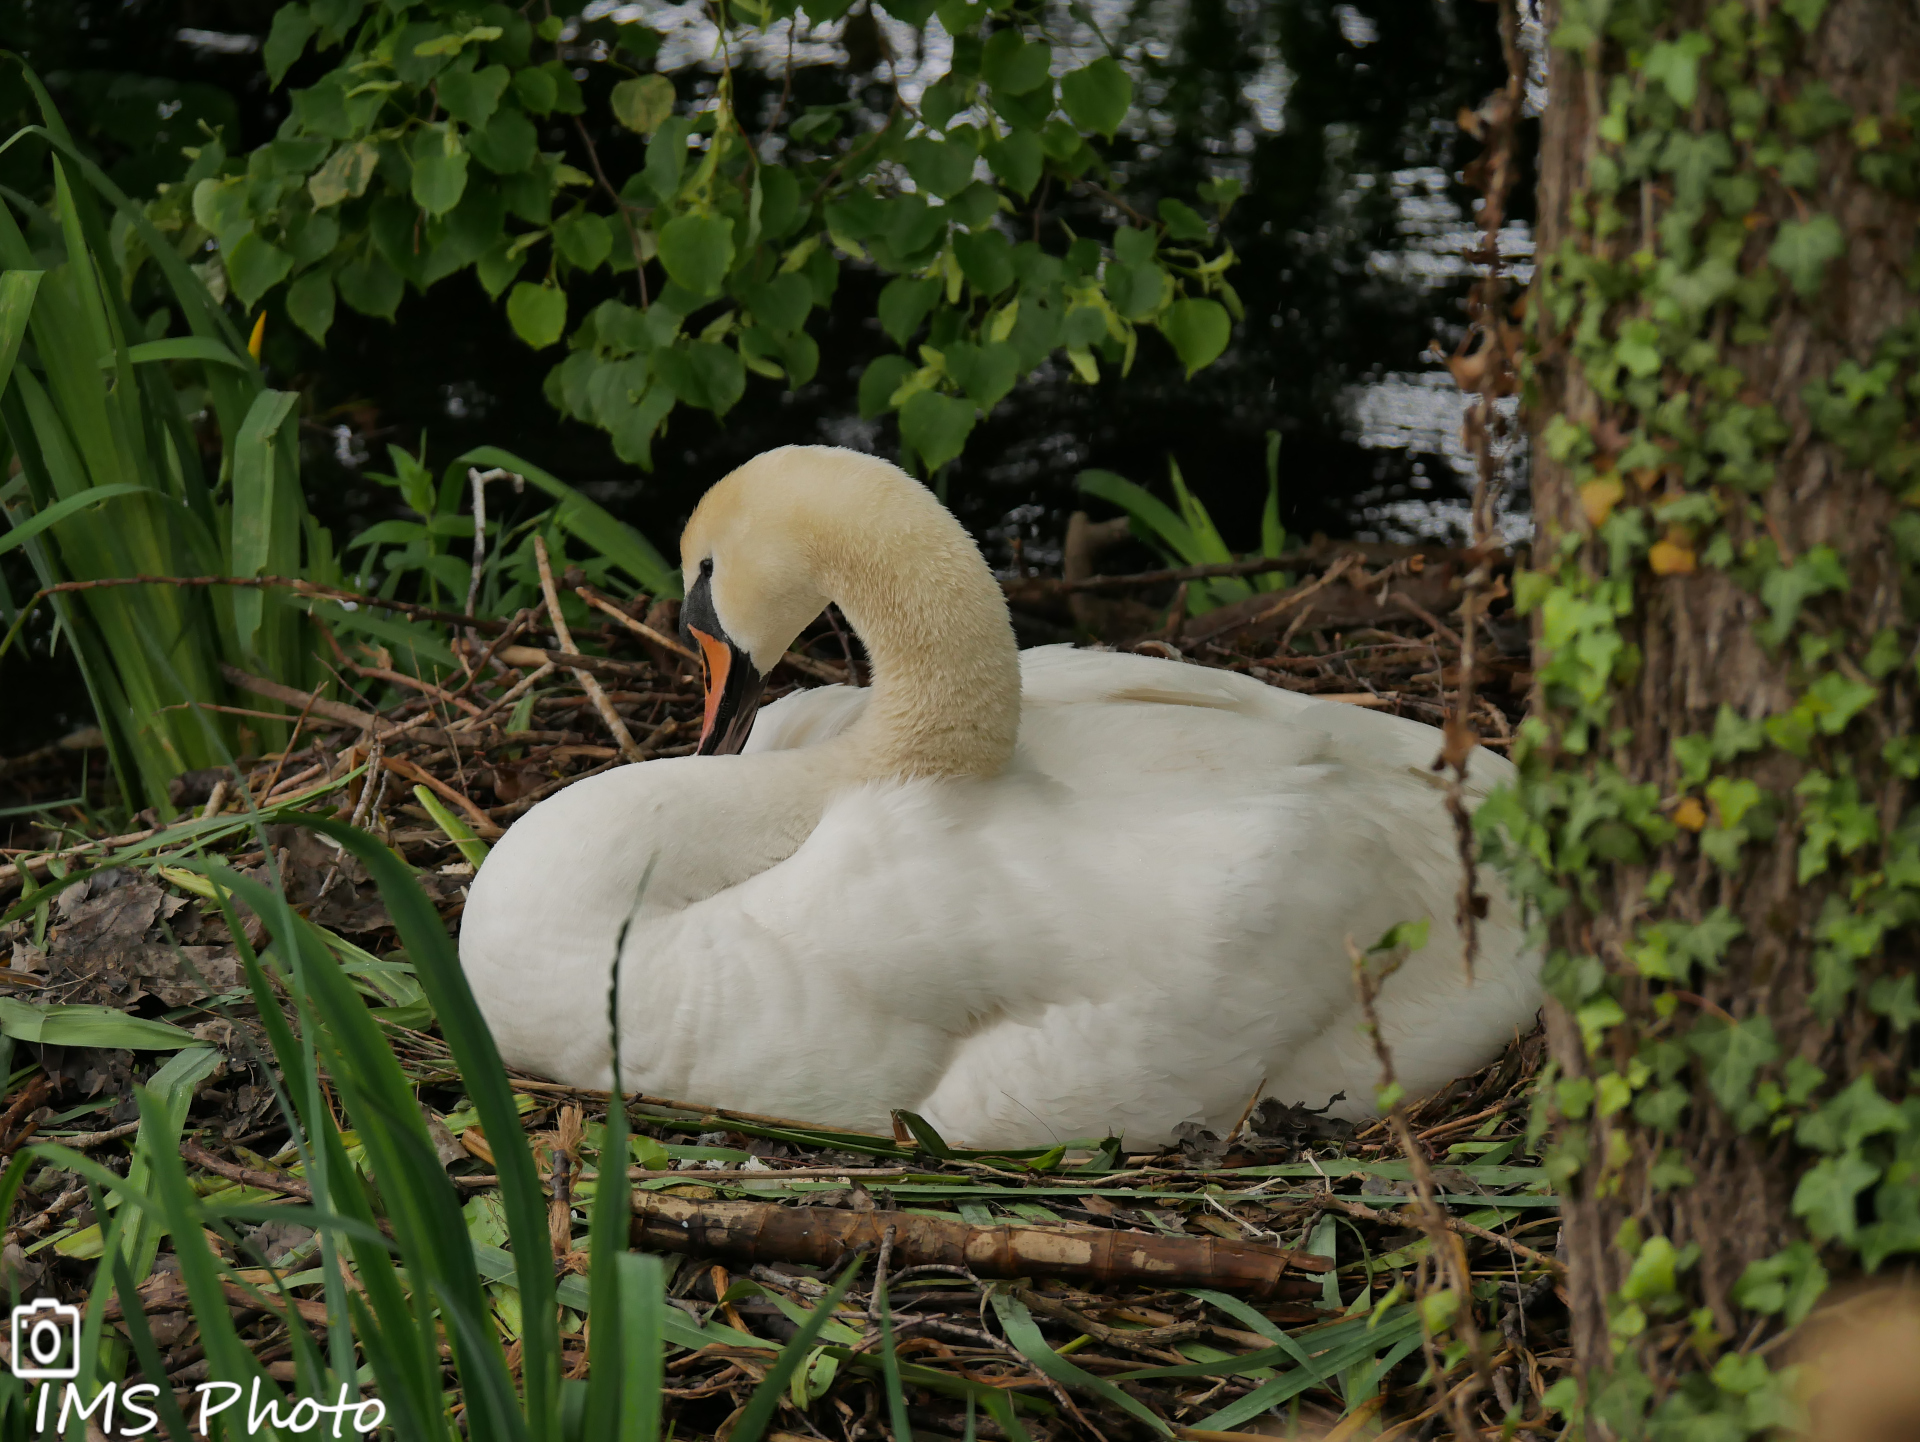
xmin=1518 ymin=0 xmax=1920 ymax=1427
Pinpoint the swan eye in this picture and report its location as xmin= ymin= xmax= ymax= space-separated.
xmin=699 ymin=557 xmax=714 ymax=578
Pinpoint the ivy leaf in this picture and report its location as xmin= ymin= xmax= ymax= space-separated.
xmin=1780 ymin=0 xmax=1829 ymax=34
xmin=981 ymin=31 xmax=1052 ymax=96
xmin=982 ymin=129 xmax=1043 ymax=198
xmin=899 ymin=390 xmax=976 ymax=471
xmin=1792 ymin=1150 xmax=1880 ymax=1243
xmin=1768 ymin=213 xmax=1844 ymax=296
xmin=411 ymin=129 xmax=470 ymax=216
xmin=1732 ymin=1243 xmax=1828 ymax=1326
xmin=656 ymin=213 xmax=735 ymax=298
xmin=469 ymin=107 xmax=538 ymax=175
xmin=286 ymin=269 xmax=336 ymax=345
xmin=1059 ymin=57 xmax=1132 ymax=138
xmin=308 ymin=142 xmax=378 ymax=208
xmin=555 ymin=211 xmax=613 ymax=271
xmin=507 ymin=281 xmax=568 ymax=348
xmin=337 ymin=252 xmax=403 ymax=320
xmin=1759 ymin=544 xmax=1847 ymax=645
xmin=1158 ymin=297 xmax=1230 ymax=377
xmin=611 ymin=74 xmax=676 ymax=136
xmin=264 ymin=3 xmax=317 ymax=88
xmin=1687 ymin=1015 xmax=1780 ymax=1114
xmin=878 ymin=276 xmax=940 ymax=346
xmin=438 ymin=64 xmax=510 ymax=129
xmin=1795 ymin=1074 xmax=1908 ymax=1154
xmin=902 ymin=136 xmax=978 ymax=200
xmin=225 ymin=232 xmax=293 ymax=308
xmin=858 ymin=355 xmax=915 ymax=418
xmin=1642 ymin=32 xmax=1712 ymax=108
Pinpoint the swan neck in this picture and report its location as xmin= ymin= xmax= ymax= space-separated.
xmin=823 ymin=542 xmax=1021 ymax=782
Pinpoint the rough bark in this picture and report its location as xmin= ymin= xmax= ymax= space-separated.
xmin=1528 ymin=0 xmax=1920 ymax=1397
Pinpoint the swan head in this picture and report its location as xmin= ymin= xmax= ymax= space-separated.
xmin=679 ymin=445 xmax=1022 ymax=775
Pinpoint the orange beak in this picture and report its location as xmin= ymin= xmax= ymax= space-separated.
xmin=690 ymin=626 xmax=765 ymax=756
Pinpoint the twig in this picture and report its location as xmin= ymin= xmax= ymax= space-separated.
xmin=534 ymin=537 xmax=647 ymax=764
xmin=1316 ymin=1194 xmax=1563 ymax=1275
xmin=574 ymin=586 xmax=700 ymax=663
xmin=1041 ymin=553 xmax=1308 ymax=595
xmin=382 ymin=754 xmax=502 ymax=837
xmin=1350 ymin=937 xmax=1491 ymax=1432
xmin=4 ymin=1187 xmax=87 ymax=1244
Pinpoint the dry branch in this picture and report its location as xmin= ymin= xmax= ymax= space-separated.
xmin=629 ymin=1192 xmax=1329 ymax=1298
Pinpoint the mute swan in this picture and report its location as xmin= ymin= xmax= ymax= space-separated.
xmin=458 ymin=446 xmax=1541 ymax=1147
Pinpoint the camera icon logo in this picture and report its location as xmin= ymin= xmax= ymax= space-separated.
xmin=10 ymin=1298 xmax=80 ymax=1379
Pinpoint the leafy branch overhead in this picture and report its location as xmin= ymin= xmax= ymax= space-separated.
xmin=153 ymin=0 xmax=1242 ymax=474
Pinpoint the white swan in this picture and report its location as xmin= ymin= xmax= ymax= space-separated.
xmin=458 ymin=446 xmax=1541 ymax=1147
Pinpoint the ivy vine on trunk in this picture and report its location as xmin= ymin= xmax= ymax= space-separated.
xmin=1492 ymin=0 xmax=1920 ymax=1431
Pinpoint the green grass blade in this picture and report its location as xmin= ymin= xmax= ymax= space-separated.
xmin=616 ymin=1254 xmax=666 ymax=1442
xmin=989 ymin=1288 xmax=1171 ymax=1436
xmin=117 ymin=1046 xmax=222 ymax=1284
xmin=875 ymin=1272 xmax=913 ymax=1442
xmin=0 ymin=482 xmax=151 ymax=558
xmin=101 ymin=337 xmax=258 ymax=372
xmin=1076 ymin=468 xmax=1199 ymax=562
xmin=230 ymin=390 xmax=299 ymax=658
xmin=296 ymin=816 xmax=561 ymax=1429
xmin=412 ymin=785 xmax=491 ymax=869
xmin=0 ymin=268 xmax=42 ymax=393
xmin=729 ymin=1261 xmax=864 ymax=1442
xmin=109 ymin=1248 xmax=195 ymax=1441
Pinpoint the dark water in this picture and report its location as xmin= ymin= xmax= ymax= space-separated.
xmin=0 ymin=0 xmax=1531 ymax=754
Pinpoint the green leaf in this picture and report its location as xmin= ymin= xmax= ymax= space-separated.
xmin=1157 ymin=198 xmax=1209 ymax=240
xmin=859 ymin=355 xmax=915 ymax=418
xmin=469 ymin=106 xmax=538 ymax=175
xmin=97 ymin=337 xmax=254 ymax=372
xmin=337 ymin=250 xmax=403 ymax=319
xmin=1768 ymin=213 xmax=1844 ymax=296
xmin=507 ymin=281 xmax=568 ymax=348
xmin=1059 ymin=57 xmax=1131 ymax=137
xmin=513 ymin=65 xmax=559 ymax=114
xmin=411 ymin=128 xmax=470 ymax=216
xmin=286 ymin=269 xmax=336 ymax=344
xmin=952 ymin=228 xmax=1014 ymax=295
xmin=1158 ymin=297 xmax=1231 ymax=376
xmin=742 ymin=272 xmax=812 ymax=334
xmin=0 ymin=484 xmax=152 ymax=560
xmin=437 ymin=63 xmax=510 ymax=129
xmin=1642 ymin=32 xmax=1712 ymax=108
xmin=476 ymin=239 xmax=526 ymax=298
xmin=0 ymin=997 xmax=196 ymax=1049
xmin=1105 ymin=261 xmax=1167 ymax=320
xmin=982 ymin=31 xmax=1052 ymax=96
xmin=1792 ymin=1150 xmax=1880 ymax=1243
xmin=1687 ymin=1015 xmax=1780 ymax=1113
xmin=556 ymin=210 xmax=613 ymax=270
xmin=656 ymin=212 xmax=735 ymax=298
xmin=878 ymin=276 xmax=940 ymax=346
xmin=192 ymin=175 xmax=253 ymax=247
xmin=1780 ymin=0 xmax=1828 ymax=32
xmin=611 ymin=74 xmax=676 ymax=135
xmin=0 ymin=269 xmax=42 ymax=399
xmin=263 ymin=3 xmax=317 ymax=87
xmin=982 ymin=129 xmax=1042 ymax=197
xmin=224 ymin=232 xmax=293 ymax=307
xmin=308 ymin=140 xmax=378 ymax=207
xmin=899 ymin=390 xmax=976 ymax=471
xmin=943 ymin=340 xmax=1020 ymax=409
xmin=681 ymin=341 xmax=748 ymax=415
xmin=902 ymin=136 xmax=978 ymax=199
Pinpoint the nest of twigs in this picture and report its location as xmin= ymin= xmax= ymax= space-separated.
xmin=0 ymin=538 xmax=1565 ymax=1439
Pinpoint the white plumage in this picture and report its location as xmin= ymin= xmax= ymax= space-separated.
xmin=458 ymin=447 xmax=1541 ymax=1147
